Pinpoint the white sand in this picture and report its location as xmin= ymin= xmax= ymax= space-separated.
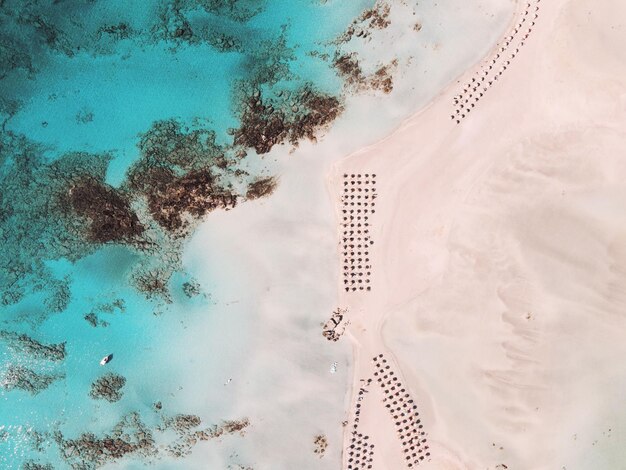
xmin=332 ymin=0 xmax=626 ymax=468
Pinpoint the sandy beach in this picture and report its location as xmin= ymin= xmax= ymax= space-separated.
xmin=332 ymin=0 xmax=626 ymax=468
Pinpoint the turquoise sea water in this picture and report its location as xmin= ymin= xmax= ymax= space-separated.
xmin=0 ymin=1 xmax=376 ymax=468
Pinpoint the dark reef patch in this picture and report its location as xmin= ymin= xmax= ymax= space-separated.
xmin=289 ymin=91 xmax=343 ymax=144
xmin=129 ymin=120 xmax=225 ymax=186
xmin=125 ymin=119 xmax=241 ymax=235
xmin=333 ymin=53 xmax=396 ymax=94
xmin=97 ymin=22 xmax=134 ymax=41
xmin=182 ymin=279 xmax=202 ymax=298
xmin=246 ymin=176 xmax=277 ymax=200
xmin=234 ymin=86 xmax=342 ymax=154
xmin=55 ymin=412 xmax=156 ymax=469
xmin=22 ymin=461 xmax=54 ymax=470
xmin=147 ymin=0 xmax=273 ymax=61
xmin=368 ymin=61 xmax=396 ymax=94
xmin=83 ymin=298 xmax=125 ymax=328
xmin=0 ymin=135 xmax=111 ymax=308
xmin=89 ymin=372 xmax=127 ymax=403
xmin=144 ymin=169 xmax=237 ymax=233
xmin=336 ymin=0 xmax=391 ymax=43
xmin=68 ymin=178 xmax=144 ymax=244
xmin=0 ymin=331 xmax=66 ymax=361
xmin=159 ymin=415 xmax=251 ymax=458
xmin=132 ymin=268 xmax=174 ymax=303
xmin=54 ymin=411 xmax=250 ymax=468
xmin=333 ymin=53 xmax=365 ymax=86
xmin=1 ymin=365 xmax=63 ymax=395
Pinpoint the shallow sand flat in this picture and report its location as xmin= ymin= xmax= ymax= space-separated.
xmin=332 ymin=0 xmax=626 ymax=468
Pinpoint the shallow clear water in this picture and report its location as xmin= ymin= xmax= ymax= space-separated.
xmin=0 ymin=0 xmax=514 ymax=468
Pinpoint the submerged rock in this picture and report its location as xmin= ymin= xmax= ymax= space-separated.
xmin=67 ymin=178 xmax=144 ymax=244
xmin=56 ymin=410 xmax=250 ymax=468
xmin=181 ymin=280 xmax=201 ymax=298
xmin=0 ymin=330 xmax=66 ymax=361
xmin=246 ymin=177 xmax=277 ymax=200
xmin=170 ymin=414 xmax=201 ymax=433
xmin=144 ymin=169 xmax=237 ymax=234
xmin=89 ymin=372 xmax=127 ymax=403
xmin=132 ymin=268 xmax=173 ymax=303
xmin=84 ymin=312 xmax=99 ymax=327
xmin=22 ymin=461 xmax=54 ymax=470
xmin=336 ymin=0 xmax=392 ymax=43
xmin=333 ymin=53 xmax=364 ymax=85
xmin=234 ymin=86 xmax=342 ymax=155
xmin=333 ymin=52 xmax=396 ymax=94
xmin=58 ymin=412 xmax=156 ymax=469
xmin=83 ymin=299 xmax=125 ymax=327
xmin=1 ymin=365 xmax=63 ymax=395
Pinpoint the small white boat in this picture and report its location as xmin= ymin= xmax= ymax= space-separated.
xmin=100 ymin=354 xmax=113 ymax=366
xmin=330 ymin=362 xmax=338 ymax=374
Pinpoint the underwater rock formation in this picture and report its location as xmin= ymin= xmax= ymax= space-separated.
xmin=333 ymin=53 xmax=365 ymax=86
xmin=27 ymin=429 xmax=49 ymax=453
xmin=182 ymin=280 xmax=201 ymax=298
xmin=84 ymin=299 xmax=124 ymax=327
xmin=22 ymin=461 xmax=54 ymax=470
xmin=336 ymin=0 xmax=391 ymax=43
xmin=126 ymin=119 xmax=239 ymax=235
xmin=68 ymin=178 xmax=144 ymax=244
xmin=54 ymin=411 xmax=250 ymax=468
xmin=43 ymin=276 xmax=72 ymax=314
xmin=367 ymin=61 xmax=396 ymax=94
xmin=212 ymin=418 xmax=250 ymax=437
xmin=144 ymin=169 xmax=237 ymax=233
xmin=131 ymin=120 xmax=225 ymax=180
xmin=246 ymin=176 xmax=277 ymax=200
xmin=89 ymin=373 xmax=127 ymax=403
xmin=152 ymin=0 xmax=265 ymax=47
xmin=132 ymin=268 xmax=174 ymax=303
xmin=0 ymin=331 xmax=66 ymax=361
xmin=160 ymin=415 xmax=251 ymax=458
xmin=84 ymin=313 xmax=102 ymax=328
xmin=234 ymin=86 xmax=342 ymax=154
xmin=0 ymin=135 xmax=112 ymax=308
xmin=333 ymin=52 xmax=396 ymax=94
xmin=56 ymin=412 xmax=156 ymax=469
xmin=167 ymin=414 xmax=202 ymax=433
xmin=1 ymin=365 xmax=63 ymax=395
